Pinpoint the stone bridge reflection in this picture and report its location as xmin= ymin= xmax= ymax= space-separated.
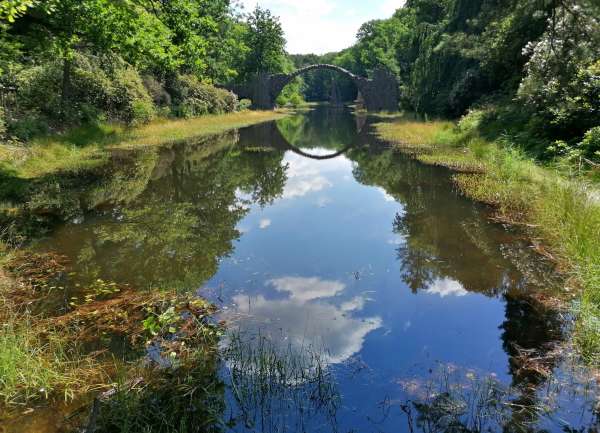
xmin=237 ymin=110 xmax=372 ymax=160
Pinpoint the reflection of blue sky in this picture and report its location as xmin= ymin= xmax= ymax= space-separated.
xmin=204 ymin=145 xmax=519 ymax=431
xmin=207 ymin=147 xmax=513 ymax=415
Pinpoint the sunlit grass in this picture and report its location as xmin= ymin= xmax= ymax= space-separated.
xmin=375 ymin=119 xmax=454 ymax=149
xmin=116 ymin=110 xmax=287 ymax=149
xmin=0 ymin=317 xmax=80 ymax=405
xmin=0 ymin=111 xmax=287 ymax=179
xmin=375 ymin=115 xmax=600 ymax=364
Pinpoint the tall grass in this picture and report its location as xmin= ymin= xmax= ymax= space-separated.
xmin=0 ymin=316 xmax=82 ymax=405
xmin=375 ymin=114 xmax=600 ymax=364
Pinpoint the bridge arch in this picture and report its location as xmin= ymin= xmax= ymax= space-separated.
xmin=270 ymin=64 xmax=363 ymax=106
xmin=232 ymin=64 xmax=399 ymax=112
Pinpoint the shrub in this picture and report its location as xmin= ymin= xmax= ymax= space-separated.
xmin=238 ymin=98 xmax=252 ymax=111
xmin=579 ymin=126 xmax=600 ymax=161
xmin=109 ymin=65 xmax=155 ymax=124
xmin=9 ymin=112 xmax=50 ymax=141
xmin=14 ymin=53 xmax=155 ymax=130
xmin=142 ymin=75 xmax=171 ymax=107
xmin=170 ymin=74 xmax=238 ymax=118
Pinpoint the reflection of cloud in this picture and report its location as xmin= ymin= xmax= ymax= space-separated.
xmin=340 ymin=296 xmax=366 ymax=312
xmin=267 ymin=276 xmax=345 ymax=302
xmin=280 ymin=151 xmax=352 ymax=199
xmin=316 ymin=196 xmax=332 ymax=208
xmin=283 ymin=176 xmax=332 ymax=199
xmin=229 ymin=294 xmax=382 ymax=364
xmin=387 ymin=235 xmax=404 ymax=245
xmin=378 ymin=187 xmax=395 ymax=202
xmin=425 ymin=278 xmax=468 ymax=298
xmin=259 ymin=219 xmax=271 ymax=229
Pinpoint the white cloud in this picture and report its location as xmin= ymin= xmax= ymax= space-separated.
xmin=425 ymin=278 xmax=468 ymax=298
xmin=267 ymin=276 xmax=345 ymax=302
xmin=238 ymin=0 xmax=406 ymax=54
xmin=259 ymin=218 xmax=272 ymax=229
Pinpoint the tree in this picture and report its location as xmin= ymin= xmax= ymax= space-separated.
xmin=241 ymin=6 xmax=287 ymax=77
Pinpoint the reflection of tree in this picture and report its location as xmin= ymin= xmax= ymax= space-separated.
xmin=348 ymin=144 xmax=551 ymax=297
xmin=276 ymin=105 xmax=362 ymax=150
xmin=46 ymin=132 xmax=287 ymax=291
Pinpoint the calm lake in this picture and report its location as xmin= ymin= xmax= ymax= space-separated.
xmin=30 ymin=106 xmax=598 ymax=432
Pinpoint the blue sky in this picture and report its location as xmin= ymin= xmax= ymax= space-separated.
xmin=238 ymin=0 xmax=406 ymax=54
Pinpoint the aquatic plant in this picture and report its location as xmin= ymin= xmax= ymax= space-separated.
xmin=222 ymin=330 xmax=340 ymax=433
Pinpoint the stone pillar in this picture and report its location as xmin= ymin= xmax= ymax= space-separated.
xmin=362 ymin=68 xmax=399 ymax=112
xmin=251 ymin=72 xmax=275 ymax=110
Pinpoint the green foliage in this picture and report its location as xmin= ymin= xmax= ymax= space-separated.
xmin=0 ymin=0 xmax=37 ymax=23
xmin=170 ymin=74 xmax=238 ymax=118
xmin=241 ymin=6 xmax=287 ymax=76
xmin=0 ymin=106 xmax=6 ymax=139
xmin=12 ymin=53 xmax=155 ymax=131
xmin=331 ymin=0 xmax=599 ymax=159
xmin=0 ymin=0 xmax=289 ymax=135
xmin=519 ymin=27 xmax=600 ymax=139
xmin=579 ymin=127 xmax=600 ymax=161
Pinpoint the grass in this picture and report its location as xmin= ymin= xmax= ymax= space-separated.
xmin=0 ymin=110 xmax=287 ymax=179
xmin=0 ymin=315 xmax=90 ymax=406
xmin=375 ymin=114 xmax=600 ymax=364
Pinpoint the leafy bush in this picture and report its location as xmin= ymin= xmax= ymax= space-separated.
xmin=517 ymin=7 xmax=600 ymax=139
xmin=170 ymin=74 xmax=238 ymax=118
xmin=238 ymin=98 xmax=252 ymax=111
xmin=142 ymin=75 xmax=171 ymax=107
xmin=8 ymin=112 xmax=50 ymax=141
xmin=109 ymin=65 xmax=155 ymax=125
xmin=13 ymin=53 xmax=155 ymax=132
xmin=580 ymin=127 xmax=600 ymax=161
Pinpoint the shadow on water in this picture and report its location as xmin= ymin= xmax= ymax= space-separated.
xmin=1 ymin=105 xmax=599 ymax=432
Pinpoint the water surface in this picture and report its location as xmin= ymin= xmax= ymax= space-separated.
xmin=33 ymin=106 xmax=598 ymax=432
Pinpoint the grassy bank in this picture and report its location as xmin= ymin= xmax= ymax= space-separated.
xmin=375 ymin=113 xmax=600 ymax=364
xmin=1 ymin=110 xmax=287 ymax=179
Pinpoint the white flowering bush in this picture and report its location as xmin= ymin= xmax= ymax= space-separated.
xmin=518 ymin=1 xmax=600 ymax=141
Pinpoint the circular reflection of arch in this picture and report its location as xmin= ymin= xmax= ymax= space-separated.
xmin=282 ymin=143 xmax=353 ymax=160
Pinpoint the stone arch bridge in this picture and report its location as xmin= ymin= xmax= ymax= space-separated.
xmin=230 ymin=64 xmax=399 ymax=112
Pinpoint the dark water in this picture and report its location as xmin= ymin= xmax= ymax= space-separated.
xmin=31 ymin=106 xmax=598 ymax=432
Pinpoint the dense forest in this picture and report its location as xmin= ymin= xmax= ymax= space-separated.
xmin=0 ymin=0 xmax=302 ymax=141
xmin=293 ymin=0 xmax=600 ymax=162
